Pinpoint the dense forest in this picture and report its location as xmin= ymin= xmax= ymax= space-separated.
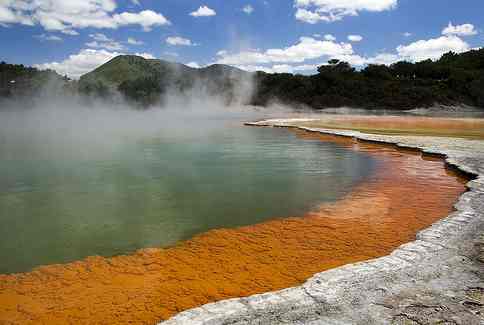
xmin=78 ymin=55 xmax=252 ymax=106
xmin=1 ymin=48 xmax=484 ymax=110
xmin=0 ymin=62 xmax=71 ymax=101
xmin=252 ymin=49 xmax=484 ymax=110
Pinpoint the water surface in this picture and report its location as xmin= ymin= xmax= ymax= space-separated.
xmin=0 ymin=108 xmax=375 ymax=273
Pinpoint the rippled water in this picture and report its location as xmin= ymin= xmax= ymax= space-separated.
xmin=0 ymin=108 xmax=376 ymax=273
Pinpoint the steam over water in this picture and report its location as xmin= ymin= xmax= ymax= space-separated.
xmin=0 ymin=102 xmax=376 ymax=273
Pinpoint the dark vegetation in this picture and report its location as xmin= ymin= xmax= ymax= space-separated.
xmin=78 ymin=56 xmax=251 ymax=106
xmin=1 ymin=48 xmax=484 ymax=110
xmin=252 ymin=49 xmax=484 ymax=109
xmin=0 ymin=61 xmax=71 ymax=102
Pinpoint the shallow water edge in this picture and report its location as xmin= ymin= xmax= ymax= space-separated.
xmin=0 ymin=121 xmax=473 ymax=324
xmin=159 ymin=120 xmax=484 ymax=325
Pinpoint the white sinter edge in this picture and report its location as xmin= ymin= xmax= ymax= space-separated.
xmin=160 ymin=118 xmax=484 ymax=325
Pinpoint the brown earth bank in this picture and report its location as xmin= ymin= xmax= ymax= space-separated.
xmin=0 ymin=131 xmax=469 ymax=325
xmin=298 ymin=115 xmax=484 ymax=140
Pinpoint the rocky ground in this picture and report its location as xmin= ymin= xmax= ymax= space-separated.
xmin=160 ymin=120 xmax=484 ymax=325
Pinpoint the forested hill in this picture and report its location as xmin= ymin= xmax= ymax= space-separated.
xmin=252 ymin=49 xmax=484 ymax=110
xmin=0 ymin=62 xmax=70 ymax=101
xmin=1 ymin=48 xmax=484 ymax=110
xmin=78 ymin=55 xmax=252 ymax=105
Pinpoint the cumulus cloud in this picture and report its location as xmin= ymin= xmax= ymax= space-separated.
xmin=0 ymin=1 xmax=170 ymax=34
xmin=234 ymin=63 xmax=318 ymax=74
xmin=113 ymin=10 xmax=170 ymax=31
xmin=134 ymin=52 xmax=155 ymax=59
xmin=242 ymin=5 xmax=254 ymax=15
xmin=218 ymin=23 xmax=475 ymax=74
xmin=442 ymin=22 xmax=477 ymax=36
xmin=403 ymin=32 xmax=412 ymax=37
xmin=364 ymin=53 xmax=400 ymax=65
xmin=397 ymin=35 xmax=470 ymax=61
xmin=190 ymin=5 xmax=216 ymax=17
xmin=163 ymin=51 xmax=179 ymax=57
xmin=186 ymin=62 xmax=201 ymax=68
xmin=295 ymin=9 xmax=327 ymax=24
xmin=34 ymin=48 xmax=155 ymax=79
xmin=215 ymin=36 xmax=402 ymax=70
xmin=216 ymin=37 xmax=353 ymax=65
xmin=347 ymin=34 xmax=363 ymax=42
xmin=34 ymin=33 xmax=62 ymax=42
xmin=34 ymin=48 xmax=121 ymax=79
xmin=127 ymin=37 xmax=143 ymax=45
xmin=86 ymin=33 xmax=125 ymax=51
xmin=294 ymin=0 xmax=398 ymax=23
xmin=166 ymin=36 xmax=195 ymax=46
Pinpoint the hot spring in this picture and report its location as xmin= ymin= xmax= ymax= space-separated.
xmin=0 ymin=104 xmax=375 ymax=273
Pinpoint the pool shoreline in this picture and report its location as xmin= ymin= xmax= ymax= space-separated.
xmin=0 ymin=119 xmax=481 ymax=324
xmin=161 ymin=119 xmax=484 ymax=325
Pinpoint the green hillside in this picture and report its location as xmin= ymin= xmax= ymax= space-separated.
xmin=78 ymin=55 xmax=252 ymax=105
xmin=0 ymin=61 xmax=69 ymax=101
xmin=79 ymin=55 xmax=194 ymax=87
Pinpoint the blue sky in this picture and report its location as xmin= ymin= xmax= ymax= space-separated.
xmin=0 ymin=0 xmax=482 ymax=78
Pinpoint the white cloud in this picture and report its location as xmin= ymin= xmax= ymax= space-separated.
xmin=0 ymin=3 xmax=34 ymax=26
xmin=127 ymin=37 xmax=143 ymax=45
xmin=217 ymin=31 xmax=473 ymax=73
xmin=34 ymin=48 xmax=121 ymax=79
xmin=89 ymin=33 xmax=111 ymax=42
xmin=243 ymin=5 xmax=254 ymax=15
xmin=131 ymin=0 xmax=140 ymax=5
xmin=234 ymin=65 xmax=274 ymax=73
xmin=35 ymin=33 xmax=62 ymax=42
xmin=365 ymin=53 xmax=400 ymax=65
xmin=397 ymin=35 xmax=470 ymax=61
xmin=273 ymin=64 xmax=318 ymax=73
xmin=113 ymin=10 xmax=170 ymax=31
xmin=134 ymin=52 xmax=155 ymax=59
xmin=34 ymin=48 xmax=156 ymax=79
xmin=295 ymin=9 xmax=328 ymax=24
xmin=62 ymin=29 xmax=79 ymax=36
xmin=403 ymin=32 xmax=412 ymax=37
xmin=86 ymin=33 xmax=124 ymax=51
xmin=166 ymin=36 xmax=195 ymax=46
xmin=0 ymin=1 xmax=170 ymax=34
xmin=186 ymin=62 xmax=201 ymax=68
xmin=234 ymin=63 xmax=318 ymax=74
xmin=163 ymin=51 xmax=179 ymax=57
xmin=347 ymin=34 xmax=363 ymax=42
xmin=216 ymin=37 xmax=353 ymax=65
xmin=294 ymin=0 xmax=398 ymax=23
xmin=190 ymin=5 xmax=216 ymax=17
xmin=442 ymin=22 xmax=477 ymax=37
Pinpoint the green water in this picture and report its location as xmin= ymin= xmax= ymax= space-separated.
xmin=0 ymin=109 xmax=376 ymax=273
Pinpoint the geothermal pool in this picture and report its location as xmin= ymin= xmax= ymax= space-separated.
xmin=0 ymin=111 xmax=469 ymax=324
xmin=0 ymin=110 xmax=375 ymax=274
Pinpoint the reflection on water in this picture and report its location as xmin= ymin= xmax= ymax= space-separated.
xmin=0 ymin=113 xmax=375 ymax=273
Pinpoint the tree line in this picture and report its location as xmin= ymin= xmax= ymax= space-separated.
xmin=2 ymin=48 xmax=484 ymax=110
xmin=251 ymin=49 xmax=484 ymax=110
